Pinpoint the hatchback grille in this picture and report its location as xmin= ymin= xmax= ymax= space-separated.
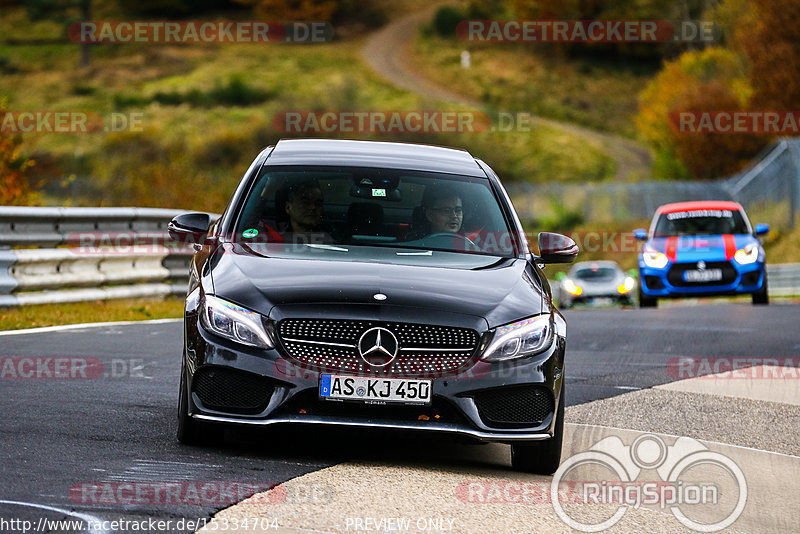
xmin=471 ymin=385 xmax=554 ymax=428
xmin=667 ymin=261 xmax=737 ymax=287
xmin=277 ymin=319 xmax=479 ymax=377
xmin=192 ymin=367 xmax=274 ymax=414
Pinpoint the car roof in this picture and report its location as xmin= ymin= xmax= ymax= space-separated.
xmin=656 ymin=200 xmax=743 ymax=214
xmin=264 ymin=139 xmax=487 ymax=177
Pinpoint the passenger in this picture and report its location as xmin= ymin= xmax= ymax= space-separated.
xmin=284 ymin=181 xmax=324 ymax=233
xmin=419 ymin=184 xmax=464 ymax=235
xmin=248 ymin=180 xmax=331 ymax=244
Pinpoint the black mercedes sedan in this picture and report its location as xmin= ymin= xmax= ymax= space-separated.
xmin=169 ymin=139 xmax=578 ymax=474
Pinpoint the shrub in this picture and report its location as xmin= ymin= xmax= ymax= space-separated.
xmin=432 ymin=6 xmax=466 ymax=37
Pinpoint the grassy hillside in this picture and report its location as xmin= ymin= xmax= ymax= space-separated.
xmin=411 ymin=32 xmax=656 ymax=139
xmin=0 ymin=3 xmax=615 ymax=212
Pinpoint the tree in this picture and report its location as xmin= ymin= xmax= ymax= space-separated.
xmin=670 ymin=80 xmax=766 ymax=179
xmin=0 ymin=104 xmax=37 ymax=205
xmin=635 ymin=47 xmax=761 ymax=179
xmin=735 ymin=0 xmax=800 ymax=111
xmin=25 ymin=0 xmax=92 ymax=67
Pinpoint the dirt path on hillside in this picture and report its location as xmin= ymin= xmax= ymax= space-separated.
xmin=361 ymin=6 xmax=654 ymax=181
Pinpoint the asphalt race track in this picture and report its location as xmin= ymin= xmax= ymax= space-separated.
xmin=1 ymin=302 xmax=797 ymax=533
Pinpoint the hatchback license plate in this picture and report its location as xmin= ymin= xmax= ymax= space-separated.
xmin=319 ymin=375 xmax=432 ymax=405
xmin=683 ymin=269 xmax=722 ymax=282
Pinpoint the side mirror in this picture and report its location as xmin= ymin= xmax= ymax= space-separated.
xmin=633 ymin=228 xmax=648 ymax=241
xmin=536 ymin=232 xmax=579 ymax=264
xmin=168 ymin=212 xmax=212 ymax=244
xmin=754 ymin=223 xmax=770 ymax=236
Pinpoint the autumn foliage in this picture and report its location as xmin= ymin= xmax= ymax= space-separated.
xmin=233 ymin=0 xmax=337 ymax=22
xmin=636 ymin=0 xmax=800 ymax=179
xmin=737 ymin=0 xmax=800 ymax=111
xmin=0 ymin=107 xmax=36 ymax=205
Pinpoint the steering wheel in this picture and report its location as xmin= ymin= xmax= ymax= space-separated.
xmin=425 ymin=232 xmax=480 ymax=251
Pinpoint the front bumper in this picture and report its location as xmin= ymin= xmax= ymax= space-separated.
xmin=638 ymin=259 xmax=765 ymax=297
xmin=183 ymin=315 xmax=566 ymax=444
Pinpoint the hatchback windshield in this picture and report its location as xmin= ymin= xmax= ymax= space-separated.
xmin=233 ymin=166 xmax=517 ymax=258
xmin=653 ymin=209 xmax=749 ymax=237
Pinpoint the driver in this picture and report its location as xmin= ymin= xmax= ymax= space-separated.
xmin=422 ymin=184 xmax=463 ymax=235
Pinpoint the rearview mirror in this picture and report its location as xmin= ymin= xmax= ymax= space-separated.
xmin=754 ymin=223 xmax=770 ymax=236
xmin=536 ymin=232 xmax=579 ymax=264
xmin=168 ymin=212 xmax=212 ymax=244
xmin=633 ymin=228 xmax=648 ymax=241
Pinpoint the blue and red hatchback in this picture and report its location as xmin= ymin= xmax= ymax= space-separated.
xmin=634 ymin=201 xmax=769 ymax=307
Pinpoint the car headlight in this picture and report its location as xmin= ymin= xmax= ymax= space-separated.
xmin=617 ymin=276 xmax=635 ymax=294
xmin=200 ymin=295 xmax=274 ymax=349
xmin=734 ymin=244 xmax=759 ymax=265
xmin=642 ymin=249 xmax=668 ymax=269
xmin=562 ymin=279 xmax=583 ymax=296
xmin=481 ymin=315 xmax=553 ymax=362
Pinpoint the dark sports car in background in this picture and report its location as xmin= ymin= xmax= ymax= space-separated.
xmin=169 ymin=139 xmax=578 ymax=474
xmin=634 ymin=200 xmax=769 ymax=307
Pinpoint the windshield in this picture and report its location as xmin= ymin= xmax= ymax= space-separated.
xmin=232 ymin=166 xmax=517 ymax=260
xmin=573 ymin=267 xmax=619 ymax=281
xmin=653 ymin=209 xmax=749 ymax=237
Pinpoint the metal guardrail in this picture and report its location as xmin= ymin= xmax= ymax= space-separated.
xmin=507 ymin=138 xmax=800 ymax=228
xmin=0 ymin=207 xmax=797 ymax=307
xmin=0 ymin=207 xmax=217 ymax=307
xmin=766 ymin=263 xmax=800 ymax=297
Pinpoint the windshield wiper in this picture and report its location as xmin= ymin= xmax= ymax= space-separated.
xmin=396 ymin=250 xmax=433 ymax=256
xmin=305 ymin=244 xmax=349 ymax=252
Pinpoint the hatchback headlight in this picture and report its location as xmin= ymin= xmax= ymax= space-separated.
xmin=734 ymin=244 xmax=759 ymax=265
xmin=200 ymin=295 xmax=274 ymax=349
xmin=481 ymin=315 xmax=553 ymax=362
xmin=642 ymin=249 xmax=668 ymax=268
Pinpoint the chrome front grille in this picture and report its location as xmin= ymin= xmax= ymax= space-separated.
xmin=277 ymin=319 xmax=479 ymax=377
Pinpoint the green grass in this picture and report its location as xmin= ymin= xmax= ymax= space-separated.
xmin=1 ymin=3 xmax=616 ymax=211
xmin=0 ymin=297 xmax=184 ymax=331
xmin=410 ymin=33 xmax=656 ymax=138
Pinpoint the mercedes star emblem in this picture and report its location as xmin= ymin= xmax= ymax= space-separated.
xmin=357 ymin=327 xmax=399 ymax=367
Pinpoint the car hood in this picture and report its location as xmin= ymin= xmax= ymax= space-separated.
xmin=207 ymin=244 xmax=544 ymax=328
xmin=645 ymin=234 xmax=757 ymax=262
